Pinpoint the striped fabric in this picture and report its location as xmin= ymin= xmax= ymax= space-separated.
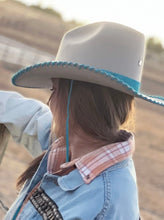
xmin=47 ymin=132 xmax=135 ymax=184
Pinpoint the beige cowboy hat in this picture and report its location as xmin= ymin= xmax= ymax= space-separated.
xmin=12 ymin=21 xmax=164 ymax=106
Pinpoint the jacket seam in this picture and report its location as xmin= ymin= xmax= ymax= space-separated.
xmin=95 ymin=159 xmax=131 ymax=219
xmin=95 ymin=171 xmax=111 ymax=219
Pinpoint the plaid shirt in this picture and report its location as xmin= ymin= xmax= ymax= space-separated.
xmin=47 ymin=131 xmax=135 ymax=184
xmin=16 ymin=131 xmax=135 ymax=219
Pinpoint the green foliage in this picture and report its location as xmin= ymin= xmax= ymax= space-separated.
xmin=147 ymin=37 xmax=164 ymax=54
xmin=12 ymin=0 xmax=63 ymax=20
xmin=30 ymin=5 xmax=62 ymax=19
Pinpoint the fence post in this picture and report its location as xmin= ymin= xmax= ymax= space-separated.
xmin=0 ymin=124 xmax=10 ymax=165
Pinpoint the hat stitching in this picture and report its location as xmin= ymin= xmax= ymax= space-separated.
xmin=12 ymin=61 xmax=164 ymax=106
xmin=12 ymin=61 xmax=139 ymax=93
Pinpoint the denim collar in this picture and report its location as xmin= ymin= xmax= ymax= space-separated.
xmin=57 ymin=157 xmax=131 ymax=191
xmin=57 ymin=169 xmax=84 ymax=191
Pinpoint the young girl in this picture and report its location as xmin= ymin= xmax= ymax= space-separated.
xmin=1 ymin=21 xmax=164 ymax=220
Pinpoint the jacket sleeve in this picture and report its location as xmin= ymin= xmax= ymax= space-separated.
xmin=0 ymin=91 xmax=53 ymax=156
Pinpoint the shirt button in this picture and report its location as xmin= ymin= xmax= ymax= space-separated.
xmin=86 ymin=174 xmax=90 ymax=180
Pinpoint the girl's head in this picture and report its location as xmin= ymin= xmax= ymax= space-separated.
xmin=48 ymin=78 xmax=134 ymax=143
xmin=16 ymin=78 xmax=134 ymax=189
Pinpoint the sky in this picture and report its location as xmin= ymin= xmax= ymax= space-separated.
xmin=17 ymin=0 xmax=164 ymax=44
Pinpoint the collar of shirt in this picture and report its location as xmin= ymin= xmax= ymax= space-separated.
xmin=47 ymin=131 xmax=135 ymax=184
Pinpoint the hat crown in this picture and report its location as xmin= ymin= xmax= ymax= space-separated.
xmin=11 ymin=22 xmax=164 ymax=106
xmin=56 ymin=22 xmax=145 ymax=83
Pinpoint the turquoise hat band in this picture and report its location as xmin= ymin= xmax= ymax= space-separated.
xmin=100 ymin=70 xmax=140 ymax=92
xmin=12 ymin=61 xmax=140 ymax=92
xmin=11 ymin=61 xmax=164 ymax=107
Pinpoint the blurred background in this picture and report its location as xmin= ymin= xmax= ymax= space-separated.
xmin=0 ymin=0 xmax=163 ymax=219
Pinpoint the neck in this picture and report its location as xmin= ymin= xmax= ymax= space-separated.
xmin=69 ymin=130 xmax=110 ymax=160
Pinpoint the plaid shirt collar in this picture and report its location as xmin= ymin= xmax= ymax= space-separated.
xmin=47 ymin=131 xmax=135 ymax=184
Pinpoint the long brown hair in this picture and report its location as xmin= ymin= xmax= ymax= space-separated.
xmin=0 ymin=124 xmax=10 ymax=165
xmin=17 ymin=79 xmax=134 ymax=189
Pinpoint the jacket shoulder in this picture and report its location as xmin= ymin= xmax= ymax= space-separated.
xmin=95 ymin=158 xmax=140 ymax=220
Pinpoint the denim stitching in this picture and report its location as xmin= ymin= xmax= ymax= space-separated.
xmin=95 ymin=159 xmax=131 ymax=219
xmin=95 ymin=172 xmax=111 ymax=219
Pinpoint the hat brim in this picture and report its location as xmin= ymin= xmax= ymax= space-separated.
xmin=12 ymin=61 xmax=164 ymax=107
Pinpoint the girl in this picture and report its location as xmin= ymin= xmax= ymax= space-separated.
xmin=1 ymin=21 xmax=164 ymax=219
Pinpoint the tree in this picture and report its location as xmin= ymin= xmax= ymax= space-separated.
xmin=147 ymin=37 xmax=164 ymax=54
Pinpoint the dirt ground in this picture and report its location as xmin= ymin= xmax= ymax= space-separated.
xmin=0 ymin=1 xmax=164 ymax=219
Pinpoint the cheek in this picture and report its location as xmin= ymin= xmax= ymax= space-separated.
xmin=49 ymin=92 xmax=57 ymax=112
xmin=50 ymin=103 xmax=67 ymax=137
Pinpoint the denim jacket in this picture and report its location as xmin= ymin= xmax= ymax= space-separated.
xmin=0 ymin=91 xmax=140 ymax=220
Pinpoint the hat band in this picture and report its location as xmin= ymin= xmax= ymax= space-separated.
xmin=53 ymin=61 xmax=140 ymax=92
xmin=100 ymin=69 xmax=140 ymax=92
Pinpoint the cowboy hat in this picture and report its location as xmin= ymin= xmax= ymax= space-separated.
xmin=12 ymin=21 xmax=164 ymax=106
